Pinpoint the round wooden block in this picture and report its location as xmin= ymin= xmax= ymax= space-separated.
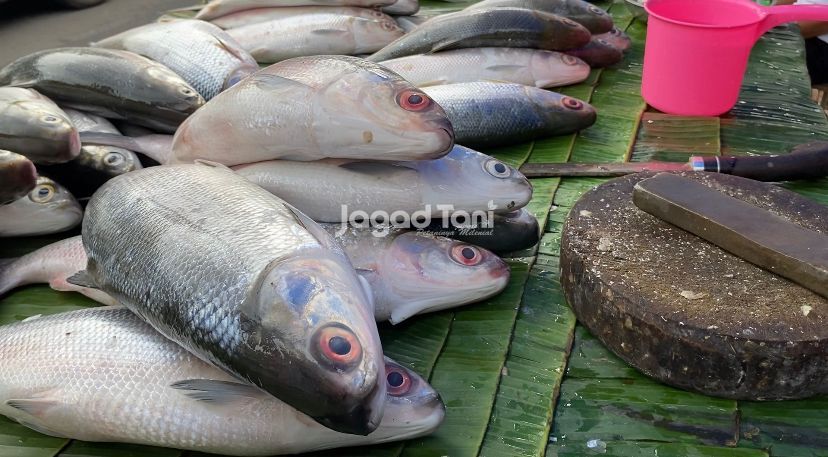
xmin=561 ymin=171 xmax=828 ymax=400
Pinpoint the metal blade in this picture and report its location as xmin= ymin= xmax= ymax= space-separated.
xmin=633 ymin=173 xmax=828 ymax=299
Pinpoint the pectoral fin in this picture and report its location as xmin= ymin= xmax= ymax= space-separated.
xmin=66 ymin=270 xmax=98 ymax=290
xmin=171 ymin=379 xmax=265 ymax=404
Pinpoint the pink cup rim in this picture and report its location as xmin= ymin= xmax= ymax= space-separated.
xmin=644 ymin=0 xmax=766 ymax=29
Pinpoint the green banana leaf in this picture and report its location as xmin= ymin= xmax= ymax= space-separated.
xmin=2 ymin=2 xmax=828 ymax=457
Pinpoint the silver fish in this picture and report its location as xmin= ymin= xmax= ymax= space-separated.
xmin=93 ymin=20 xmax=259 ymax=100
xmin=423 ymin=82 xmax=596 ymax=147
xmin=0 ymin=48 xmax=205 ymax=133
xmin=0 ymin=231 xmax=509 ymax=324
xmin=0 ymin=87 xmax=79 ymax=164
xmin=465 ymin=0 xmax=613 ymax=34
xmin=382 ymin=0 xmax=419 ymax=15
xmin=75 ymin=162 xmax=385 ymax=435
xmin=0 ymin=177 xmax=82 ymax=237
xmin=0 ymin=150 xmax=37 ymax=205
xmin=170 ymin=55 xmax=454 ymax=164
xmin=63 ymin=109 xmax=143 ymax=177
xmin=234 ymin=145 xmax=533 ymax=221
xmin=0 ymin=307 xmax=444 ymax=455
xmin=211 ymin=6 xmax=389 ymax=28
xmin=380 ymin=47 xmax=590 ymax=88
xmin=368 ymin=7 xmax=592 ymax=62
xmin=196 ymin=0 xmax=396 ymax=21
xmin=323 ymin=225 xmax=510 ymax=323
xmin=227 ymin=11 xmax=404 ymax=63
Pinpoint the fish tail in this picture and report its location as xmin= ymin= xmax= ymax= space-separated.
xmin=79 ymin=132 xmax=173 ymax=164
xmin=0 ymin=257 xmax=21 ymax=296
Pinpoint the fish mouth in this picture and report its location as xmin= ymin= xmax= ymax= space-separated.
xmin=315 ymin=380 xmax=385 ymax=435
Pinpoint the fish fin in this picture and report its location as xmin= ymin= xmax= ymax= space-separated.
xmin=283 ymin=204 xmax=342 ymax=252
xmin=79 ymin=132 xmax=172 ymax=164
xmin=6 ymin=398 xmax=59 ymax=418
xmin=418 ymin=79 xmax=448 ymax=87
xmin=4 ymin=80 xmax=37 ymax=88
xmin=429 ymin=39 xmax=463 ymax=53
xmin=194 ymin=160 xmax=232 ymax=171
xmin=213 ymin=36 xmax=248 ymax=63
xmin=357 ymin=274 xmax=375 ymax=311
xmin=21 ymin=314 xmax=42 ymax=322
xmin=171 ymin=379 xmax=265 ymax=404
xmin=248 ymin=73 xmax=311 ymax=90
xmin=66 ymin=270 xmax=97 ymax=290
xmin=18 ymin=420 xmax=66 ymax=438
xmin=484 ymin=64 xmax=526 ymax=72
xmin=337 ymin=161 xmax=409 ymax=176
xmin=311 ymin=28 xmax=351 ymax=36
xmin=0 ymin=257 xmax=20 ymax=295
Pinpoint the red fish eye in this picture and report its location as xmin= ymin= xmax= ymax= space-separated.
xmin=398 ymin=90 xmax=431 ymax=111
xmin=562 ymin=97 xmax=583 ymax=110
xmin=385 ymin=364 xmax=412 ymax=396
xmin=450 ymin=245 xmax=482 ymax=266
xmin=316 ymin=325 xmax=362 ymax=367
xmin=562 ymin=54 xmax=579 ymax=66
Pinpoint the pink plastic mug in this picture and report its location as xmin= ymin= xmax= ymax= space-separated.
xmin=642 ymin=0 xmax=828 ymax=116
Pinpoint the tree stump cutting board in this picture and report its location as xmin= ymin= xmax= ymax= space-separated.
xmin=561 ymin=171 xmax=828 ymax=400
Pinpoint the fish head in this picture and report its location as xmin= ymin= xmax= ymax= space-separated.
xmin=314 ymin=60 xmax=454 ymax=160
xmin=7 ymin=97 xmax=80 ymax=164
xmin=139 ymin=62 xmax=205 ymax=114
xmin=418 ymin=145 xmax=533 ymax=214
xmin=76 ymin=146 xmax=143 ymax=176
xmin=541 ymin=92 xmax=597 ymax=134
xmin=377 ymin=231 xmax=510 ymax=323
xmin=241 ymin=247 xmax=385 ymax=435
xmin=351 ymin=16 xmax=405 ymax=50
xmin=369 ymin=357 xmax=445 ymax=442
xmin=0 ymin=150 xmax=37 ymax=203
xmin=13 ymin=176 xmax=82 ymax=232
xmin=531 ymin=52 xmax=590 ymax=88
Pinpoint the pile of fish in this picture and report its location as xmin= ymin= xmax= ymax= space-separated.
xmin=0 ymin=0 xmax=628 ymax=454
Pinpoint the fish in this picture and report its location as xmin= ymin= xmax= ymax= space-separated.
xmin=196 ymin=0 xmax=396 ymax=21
xmin=226 ymin=11 xmax=404 ymax=63
xmin=422 ymin=82 xmax=596 ymax=147
xmin=380 ymin=48 xmax=590 ymax=88
xmin=422 ymin=207 xmax=540 ymax=253
xmin=0 ymin=151 xmax=37 ymax=205
xmin=72 ymin=162 xmax=385 ymax=435
xmin=0 ymin=87 xmax=80 ymax=164
xmin=169 ymin=55 xmax=454 ymax=164
xmin=234 ymin=145 xmax=533 ymax=221
xmin=63 ymin=109 xmax=143 ymax=177
xmin=367 ymin=7 xmax=591 ymax=62
xmin=596 ymin=26 xmax=632 ymax=52
xmin=394 ymin=14 xmax=430 ymax=32
xmin=93 ymin=20 xmax=259 ymax=100
xmin=0 ymin=307 xmax=444 ymax=455
xmin=566 ymin=36 xmax=624 ymax=68
xmin=0 ymin=230 xmax=509 ymax=324
xmin=0 ymin=177 xmax=82 ymax=237
xmin=322 ymin=225 xmax=510 ymax=323
xmin=382 ymin=0 xmax=419 ymax=15
xmin=210 ymin=6 xmax=390 ymax=28
xmin=0 ymin=47 xmax=205 ymax=133
xmin=465 ymin=0 xmax=613 ymax=34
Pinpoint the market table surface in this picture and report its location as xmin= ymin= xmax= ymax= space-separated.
xmin=1 ymin=0 xmax=827 ymax=456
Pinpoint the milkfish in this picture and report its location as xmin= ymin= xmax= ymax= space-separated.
xmin=465 ymin=0 xmax=613 ymax=34
xmin=423 ymin=82 xmax=596 ymax=147
xmin=0 ymin=151 xmax=37 ymax=205
xmin=0 ymin=307 xmax=444 ymax=456
xmin=226 ymin=11 xmax=404 ymax=63
xmin=63 ymin=109 xmax=143 ymax=177
xmin=422 ymin=207 xmax=540 ymax=253
xmin=0 ymin=229 xmax=509 ymax=324
xmin=234 ymin=145 xmax=533 ymax=221
xmin=367 ymin=7 xmax=591 ymax=62
xmin=0 ymin=87 xmax=79 ymax=164
xmin=323 ymin=225 xmax=510 ymax=323
xmin=0 ymin=177 xmax=82 ymax=237
xmin=196 ymin=0 xmax=396 ymax=21
xmin=380 ymin=48 xmax=590 ymax=88
xmin=566 ymin=36 xmax=624 ymax=68
xmin=72 ymin=162 xmax=386 ymax=435
xmin=93 ymin=20 xmax=259 ymax=100
xmin=211 ymin=6 xmax=390 ymax=28
xmin=0 ymin=48 xmax=205 ymax=133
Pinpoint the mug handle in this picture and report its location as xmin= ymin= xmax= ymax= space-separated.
xmin=759 ymin=4 xmax=828 ymax=35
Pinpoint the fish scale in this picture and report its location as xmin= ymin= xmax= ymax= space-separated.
xmin=0 ymin=307 xmax=443 ymax=455
xmin=79 ymin=162 xmax=385 ymax=435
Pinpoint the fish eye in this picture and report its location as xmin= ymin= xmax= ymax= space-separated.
xmin=41 ymin=115 xmax=60 ymax=124
xmin=398 ymin=90 xmax=432 ymax=112
xmin=385 ymin=363 xmax=413 ymax=396
xmin=450 ymin=245 xmax=482 ymax=266
xmin=180 ymin=87 xmax=196 ymax=97
xmin=314 ymin=325 xmax=362 ymax=369
xmin=484 ymin=159 xmax=511 ymax=178
xmin=29 ymin=184 xmax=55 ymax=203
xmin=562 ymin=97 xmax=584 ymax=110
xmin=104 ymin=151 xmax=126 ymax=167
xmin=562 ymin=54 xmax=579 ymax=66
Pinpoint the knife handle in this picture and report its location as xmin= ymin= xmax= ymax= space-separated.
xmin=690 ymin=143 xmax=828 ymax=181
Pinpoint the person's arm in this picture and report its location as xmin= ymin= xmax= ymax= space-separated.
xmin=800 ymin=20 xmax=828 ymax=38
